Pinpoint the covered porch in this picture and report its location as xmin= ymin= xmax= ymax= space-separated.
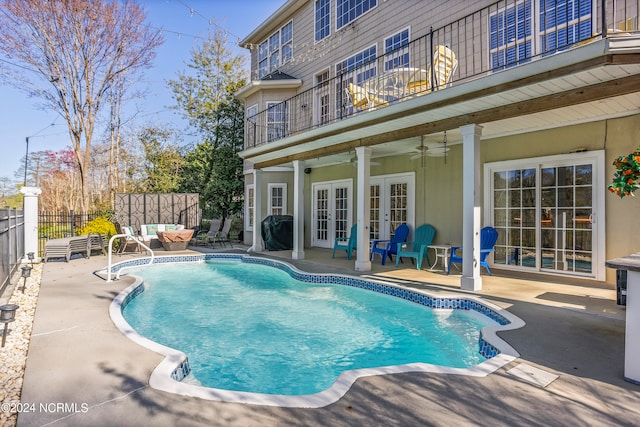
xmin=242 ymin=33 xmax=640 ymax=290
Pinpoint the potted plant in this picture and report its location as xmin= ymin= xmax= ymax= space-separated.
xmin=608 ymin=148 xmax=640 ymax=198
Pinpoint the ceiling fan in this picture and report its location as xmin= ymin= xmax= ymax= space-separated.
xmin=410 ymin=133 xmax=450 ymax=162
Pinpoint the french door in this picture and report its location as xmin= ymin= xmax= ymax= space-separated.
xmin=311 ymin=180 xmax=352 ymax=248
xmin=370 ymin=174 xmax=415 ymax=241
xmin=486 ymin=151 xmax=605 ymax=280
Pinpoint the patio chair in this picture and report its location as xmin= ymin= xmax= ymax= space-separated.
xmin=370 ymin=223 xmax=409 ymax=265
xmin=331 ymin=224 xmax=357 ymax=260
xmin=210 ymin=218 xmax=232 ymax=247
xmin=406 ymin=45 xmax=458 ymax=94
xmin=395 ymin=224 xmax=436 ymax=270
xmin=447 ymin=226 xmax=499 ymax=275
xmin=192 ymin=219 xmax=221 ymax=246
xmin=346 ymin=83 xmax=389 ymax=111
xmin=117 ymin=225 xmax=142 ymax=254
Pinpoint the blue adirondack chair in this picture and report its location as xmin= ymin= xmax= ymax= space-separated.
xmin=395 ymin=224 xmax=436 ymax=270
xmin=370 ymin=223 xmax=410 ymax=265
xmin=331 ymin=224 xmax=357 ymax=260
xmin=447 ymin=226 xmax=499 ymax=275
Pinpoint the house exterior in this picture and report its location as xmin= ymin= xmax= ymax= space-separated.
xmin=235 ymin=0 xmax=640 ymax=290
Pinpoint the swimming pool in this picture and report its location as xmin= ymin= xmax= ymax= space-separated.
xmin=109 ymin=254 xmax=524 ymax=407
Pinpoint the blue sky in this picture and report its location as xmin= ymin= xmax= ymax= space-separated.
xmin=0 ymin=0 xmax=283 ymax=184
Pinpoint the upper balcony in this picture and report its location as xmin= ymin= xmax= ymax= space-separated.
xmin=240 ymin=0 xmax=640 ymax=165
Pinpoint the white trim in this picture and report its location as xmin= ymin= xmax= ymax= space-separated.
xmin=383 ymin=26 xmax=411 ymax=70
xmin=314 ymin=0 xmax=331 ymax=43
xmin=258 ymin=19 xmax=294 ymax=78
xmin=370 ymin=172 xmax=415 ymax=240
xmin=335 ymin=43 xmax=378 ymax=76
xmin=268 ymin=183 xmax=287 ymax=215
xmin=246 ymin=185 xmax=255 ymax=231
xmin=311 ymin=179 xmax=353 ymax=248
xmin=484 ymin=150 xmax=605 ymax=280
xmin=314 ymin=68 xmax=331 ymax=127
xmin=335 ymin=0 xmax=378 ymax=31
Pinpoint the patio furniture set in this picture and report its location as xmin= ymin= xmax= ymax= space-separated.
xmin=346 ymin=45 xmax=458 ymax=111
xmin=332 ymin=223 xmax=498 ymax=274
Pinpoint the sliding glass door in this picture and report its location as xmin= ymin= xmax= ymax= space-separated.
xmin=486 ymin=151 xmax=604 ymax=279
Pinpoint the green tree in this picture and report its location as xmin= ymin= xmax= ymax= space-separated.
xmin=168 ymin=29 xmax=246 ymax=218
xmin=138 ymin=127 xmax=183 ymax=193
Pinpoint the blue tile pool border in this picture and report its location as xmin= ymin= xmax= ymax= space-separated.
xmin=108 ymin=253 xmax=525 ymax=408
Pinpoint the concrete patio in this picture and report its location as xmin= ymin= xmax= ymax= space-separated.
xmin=16 ymin=246 xmax=640 ymax=426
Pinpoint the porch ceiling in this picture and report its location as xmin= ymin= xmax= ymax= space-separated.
xmin=242 ymin=37 xmax=640 ymax=169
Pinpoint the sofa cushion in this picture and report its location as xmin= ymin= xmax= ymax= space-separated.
xmin=146 ymin=224 xmax=159 ymax=236
xmin=165 ymin=224 xmax=177 ymax=230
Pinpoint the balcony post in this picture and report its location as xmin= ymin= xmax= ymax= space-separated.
xmin=292 ymin=160 xmax=305 ymax=260
xmin=355 ymin=146 xmax=372 ymax=272
xmin=249 ymin=169 xmax=264 ymax=253
xmin=459 ymin=124 xmax=483 ymax=291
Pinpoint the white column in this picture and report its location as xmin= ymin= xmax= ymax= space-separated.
xmin=625 ymin=270 xmax=640 ymax=384
xmin=355 ymin=146 xmax=372 ymax=272
xmin=249 ymin=169 xmax=264 ymax=252
xmin=20 ymin=187 xmax=41 ymax=262
xmin=292 ymin=160 xmax=305 ymax=260
xmin=459 ymin=124 xmax=483 ymax=291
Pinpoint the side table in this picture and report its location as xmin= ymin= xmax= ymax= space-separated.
xmin=427 ymin=244 xmax=451 ymax=272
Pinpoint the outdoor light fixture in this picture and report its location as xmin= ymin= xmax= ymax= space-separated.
xmin=27 ymin=252 xmax=35 ymax=268
xmin=21 ymin=266 xmax=32 ymax=294
xmin=0 ymin=304 xmax=19 ymax=347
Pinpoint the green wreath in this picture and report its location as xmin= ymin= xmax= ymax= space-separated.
xmin=609 ymin=148 xmax=640 ymax=198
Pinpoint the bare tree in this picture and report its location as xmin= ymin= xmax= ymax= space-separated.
xmin=0 ymin=0 xmax=163 ymax=211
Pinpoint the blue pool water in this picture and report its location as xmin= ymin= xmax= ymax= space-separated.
xmin=122 ymin=260 xmax=494 ymax=396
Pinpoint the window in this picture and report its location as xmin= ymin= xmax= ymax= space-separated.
xmin=337 ymin=0 xmax=377 ymax=30
xmin=336 ymin=46 xmax=377 ymax=114
xmin=266 ymin=102 xmax=287 ymax=142
xmin=384 ymin=28 xmax=410 ymax=70
xmin=258 ymin=41 xmax=269 ymax=78
xmin=281 ymin=21 xmax=293 ymax=64
xmin=246 ymin=104 xmax=258 ymax=148
xmin=315 ymin=70 xmax=330 ymax=126
xmin=336 ymin=46 xmax=377 ymax=79
xmin=269 ymin=184 xmax=287 ymax=215
xmin=258 ymin=21 xmax=294 ymax=78
xmin=539 ymin=0 xmax=592 ymax=54
xmin=246 ymin=185 xmax=255 ymax=231
xmin=315 ymin=0 xmax=331 ymax=42
xmin=489 ymin=0 xmax=533 ymax=69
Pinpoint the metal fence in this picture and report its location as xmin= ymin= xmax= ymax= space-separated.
xmin=38 ymin=210 xmax=103 ymax=256
xmin=0 ymin=207 xmax=25 ymax=297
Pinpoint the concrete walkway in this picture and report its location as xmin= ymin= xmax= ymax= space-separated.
xmin=17 ymin=247 xmax=640 ymax=426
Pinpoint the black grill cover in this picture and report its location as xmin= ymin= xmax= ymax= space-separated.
xmin=261 ymin=215 xmax=294 ymax=250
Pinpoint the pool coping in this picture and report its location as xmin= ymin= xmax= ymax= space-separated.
xmin=106 ymin=253 xmax=526 ymax=408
